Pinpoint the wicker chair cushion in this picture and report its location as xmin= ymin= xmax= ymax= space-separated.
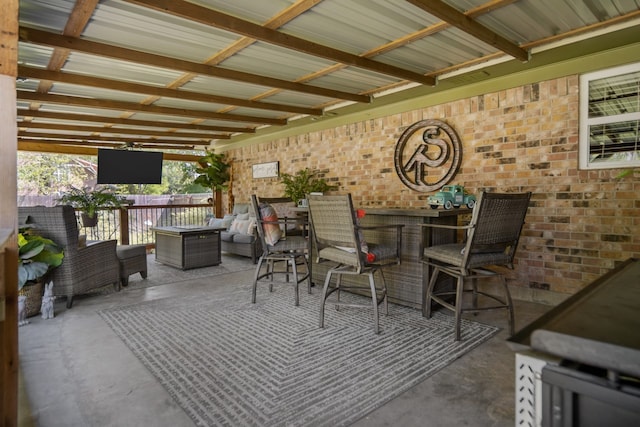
xmin=259 ymin=203 xmax=282 ymax=245
xmin=320 ymin=242 xmax=398 ymax=267
xmin=424 ymin=243 xmax=511 ymax=269
xmin=232 ymin=233 xmax=257 ymax=244
xmin=269 ymin=235 xmax=308 ymax=252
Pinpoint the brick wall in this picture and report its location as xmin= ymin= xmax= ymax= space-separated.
xmin=225 ymin=75 xmax=640 ymax=298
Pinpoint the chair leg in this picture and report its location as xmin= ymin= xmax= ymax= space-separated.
xmin=335 ymin=274 xmax=342 ymax=311
xmin=454 ymin=276 xmax=465 ymax=341
xmin=499 ymin=274 xmax=515 ymax=335
xmin=377 ymin=268 xmax=389 ymax=316
xmin=319 ymin=271 xmax=334 ymax=328
xmin=471 ymin=277 xmax=479 ymax=311
xmin=302 ymin=255 xmax=312 ymax=294
xmin=290 ymin=258 xmax=300 ymax=307
xmin=251 ymin=256 xmax=265 ymax=303
xmin=424 ymin=266 xmax=440 ymax=319
xmin=368 ymin=272 xmax=380 ymax=334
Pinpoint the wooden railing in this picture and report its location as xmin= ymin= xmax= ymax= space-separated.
xmin=76 ymin=203 xmax=212 ymax=247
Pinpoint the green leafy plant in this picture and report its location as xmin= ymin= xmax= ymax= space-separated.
xmin=57 ymin=187 xmax=125 ymax=220
xmin=18 ymin=227 xmax=64 ymax=290
xmin=280 ymin=168 xmax=336 ymax=205
xmin=193 ymin=150 xmax=231 ymax=194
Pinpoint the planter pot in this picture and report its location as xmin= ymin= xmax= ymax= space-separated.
xmin=81 ymin=212 xmax=98 ymax=227
xmin=18 ymin=280 xmax=44 ymax=317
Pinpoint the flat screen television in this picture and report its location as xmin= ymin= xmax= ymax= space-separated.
xmin=97 ymin=149 xmax=163 ymax=184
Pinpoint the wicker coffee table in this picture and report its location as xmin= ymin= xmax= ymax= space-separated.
xmin=152 ymin=226 xmax=224 ymax=270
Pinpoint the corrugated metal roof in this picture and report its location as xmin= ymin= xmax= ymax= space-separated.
xmin=15 ymin=0 xmax=640 ymax=154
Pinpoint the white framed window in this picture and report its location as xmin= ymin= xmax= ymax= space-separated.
xmin=579 ymin=62 xmax=640 ymax=170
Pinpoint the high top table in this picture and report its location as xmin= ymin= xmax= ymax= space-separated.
xmin=306 ymin=207 xmax=472 ymax=312
xmin=152 ymin=225 xmax=225 ymax=270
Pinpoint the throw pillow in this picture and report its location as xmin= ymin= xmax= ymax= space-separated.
xmin=229 ymin=218 xmax=252 ymax=235
xmin=259 ymin=203 xmax=281 ymax=245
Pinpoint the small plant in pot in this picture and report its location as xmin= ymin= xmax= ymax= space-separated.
xmin=57 ymin=186 xmax=125 ymax=227
xmin=280 ymin=168 xmax=336 ymax=206
xmin=18 ymin=226 xmax=64 ymax=317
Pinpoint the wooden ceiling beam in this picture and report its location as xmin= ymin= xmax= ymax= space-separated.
xmin=126 ymin=0 xmax=436 ymax=86
xmin=18 ymin=141 xmax=202 ymax=161
xmin=406 ymin=0 xmax=529 ymax=61
xmin=17 ymin=91 xmax=287 ymax=126
xmin=19 ymin=27 xmax=370 ymax=104
xmin=18 ymin=131 xmax=210 ymax=145
xmin=17 ymin=122 xmax=228 ymax=139
xmin=18 ymin=65 xmax=322 ymax=116
xmin=17 ymin=109 xmax=256 ymax=133
xmin=18 ymin=138 xmax=197 ymax=151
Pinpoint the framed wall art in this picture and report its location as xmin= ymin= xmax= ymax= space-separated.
xmin=252 ymin=161 xmax=279 ymax=179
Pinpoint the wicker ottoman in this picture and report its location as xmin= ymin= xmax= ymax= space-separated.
xmin=116 ymin=245 xmax=148 ymax=286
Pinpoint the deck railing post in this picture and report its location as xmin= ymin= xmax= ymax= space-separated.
xmin=119 ymin=207 xmax=130 ymax=245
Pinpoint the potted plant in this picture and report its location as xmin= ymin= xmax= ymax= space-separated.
xmin=18 ymin=226 xmax=64 ymax=317
xmin=57 ymin=186 xmax=125 ymax=227
xmin=280 ymin=168 xmax=336 ymax=206
xmin=193 ymin=149 xmax=231 ymax=217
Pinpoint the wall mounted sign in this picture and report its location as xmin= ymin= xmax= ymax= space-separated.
xmin=252 ymin=161 xmax=279 ymax=179
xmin=394 ymin=119 xmax=462 ymax=192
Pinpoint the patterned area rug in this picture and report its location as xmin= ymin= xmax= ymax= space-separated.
xmin=100 ymin=283 xmax=499 ymax=427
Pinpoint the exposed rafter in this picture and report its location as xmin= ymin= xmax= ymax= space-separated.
xmin=18 ymin=27 xmax=371 ymax=104
xmin=18 ymin=131 xmax=210 ymax=145
xmin=17 ymin=91 xmax=288 ymax=125
xmin=126 ymin=0 xmax=437 ymax=86
xmin=17 ymin=140 xmax=201 ymax=161
xmin=17 ymin=122 xmax=229 ymax=140
xmin=18 ymin=65 xmax=323 ymax=116
xmin=17 ymin=110 xmax=257 ymax=133
xmin=405 ymin=0 xmax=529 ymax=61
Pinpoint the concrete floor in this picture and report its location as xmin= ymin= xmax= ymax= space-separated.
xmin=18 ymin=255 xmax=551 ymax=427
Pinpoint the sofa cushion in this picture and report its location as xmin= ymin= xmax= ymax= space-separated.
xmin=220 ymin=230 xmax=236 ymax=242
xmin=209 ymin=214 xmax=236 ymax=230
xmin=232 ymin=203 xmax=250 ymax=215
xmin=232 ymin=233 xmax=256 ymax=244
xmin=229 ymin=218 xmax=252 ymax=235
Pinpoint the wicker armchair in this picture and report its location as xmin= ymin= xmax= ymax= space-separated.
xmin=422 ymin=191 xmax=531 ymax=340
xmin=307 ymin=194 xmax=403 ymax=334
xmin=19 ymin=205 xmax=120 ymax=308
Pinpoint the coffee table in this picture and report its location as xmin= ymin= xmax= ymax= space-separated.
xmin=152 ymin=225 xmax=225 ymax=270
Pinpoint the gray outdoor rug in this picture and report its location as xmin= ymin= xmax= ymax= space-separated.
xmin=100 ymin=283 xmax=499 ymax=427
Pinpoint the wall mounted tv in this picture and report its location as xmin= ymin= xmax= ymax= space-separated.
xmin=97 ymin=149 xmax=163 ymax=184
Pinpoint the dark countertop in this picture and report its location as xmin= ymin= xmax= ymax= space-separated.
xmin=508 ymin=258 xmax=640 ymax=377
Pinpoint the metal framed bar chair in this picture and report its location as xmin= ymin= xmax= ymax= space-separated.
xmin=250 ymin=195 xmax=311 ymax=306
xmin=307 ymin=194 xmax=403 ymax=334
xmin=422 ymin=191 xmax=531 ymax=340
